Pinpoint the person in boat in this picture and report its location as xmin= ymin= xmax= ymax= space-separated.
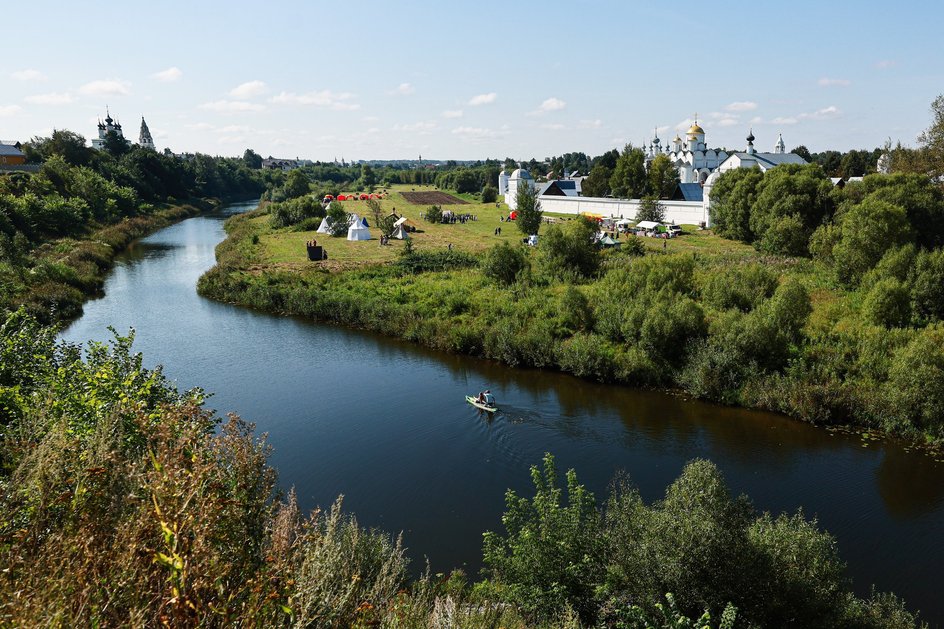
xmin=477 ymin=389 xmax=493 ymax=405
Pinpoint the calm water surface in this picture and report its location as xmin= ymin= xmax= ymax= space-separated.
xmin=63 ymin=201 xmax=944 ymax=624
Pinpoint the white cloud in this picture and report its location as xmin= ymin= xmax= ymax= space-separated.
xmin=578 ymin=119 xmax=603 ymax=129
xmin=391 ymin=82 xmax=414 ymax=95
xmin=393 ymin=121 xmax=437 ymax=133
xmin=452 ymin=125 xmax=502 ymax=140
xmin=725 ymin=101 xmax=757 ymax=112
xmin=538 ymin=97 xmax=566 ymax=112
xmin=152 ymin=67 xmax=183 ymax=82
xmin=24 ymin=92 xmax=74 ymax=105
xmin=716 ymin=117 xmax=740 ymax=127
xmin=198 ymin=99 xmax=265 ymax=112
xmin=750 ymin=116 xmax=763 ymax=124
xmin=771 ymin=116 xmax=798 ymax=125
xmin=270 ymin=90 xmax=359 ymax=110
xmin=217 ymin=124 xmax=251 ymax=134
xmin=363 ymin=115 xmax=380 ymax=122
xmin=442 ymin=109 xmax=463 ymax=119
xmin=818 ymin=77 xmax=850 ymax=87
xmin=11 ymin=69 xmax=46 ymax=82
xmin=229 ymin=80 xmax=268 ymax=99
xmin=802 ymin=105 xmax=842 ymax=120
xmin=468 ymin=92 xmax=497 ymax=106
xmin=0 ymin=105 xmax=22 ymax=116
xmin=540 ymin=123 xmax=566 ymax=131
xmin=78 ymin=79 xmax=131 ymax=97
xmin=875 ymin=60 xmax=897 ymax=69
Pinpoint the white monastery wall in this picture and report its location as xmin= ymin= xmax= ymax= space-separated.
xmin=537 ymin=195 xmax=708 ymax=226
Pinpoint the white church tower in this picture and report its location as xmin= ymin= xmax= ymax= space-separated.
xmin=138 ymin=117 xmax=155 ymax=151
xmin=774 ymin=133 xmax=785 ymax=154
xmin=503 ymin=167 xmax=534 ymax=210
xmin=91 ymin=108 xmax=124 ymax=150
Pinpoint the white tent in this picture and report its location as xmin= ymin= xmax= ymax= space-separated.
xmin=316 ymin=217 xmax=333 ymax=234
xmin=391 ymin=224 xmax=410 ymax=240
xmin=347 ymin=213 xmax=371 ymax=241
xmin=636 ymin=220 xmax=661 ymax=230
xmin=393 ymin=216 xmax=408 ymax=228
xmin=616 ymin=218 xmax=634 ymax=226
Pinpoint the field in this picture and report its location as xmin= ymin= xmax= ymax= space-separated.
xmin=398 ymin=190 xmax=468 ymax=205
xmin=256 ymin=184 xmax=742 ymax=270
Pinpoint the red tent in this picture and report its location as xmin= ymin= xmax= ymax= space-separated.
xmin=360 ymin=194 xmax=369 ymax=200
xmin=337 ymin=194 xmax=347 ymax=201
xmin=323 ymin=195 xmax=334 ymax=201
xmin=509 ymin=211 xmax=518 ymax=220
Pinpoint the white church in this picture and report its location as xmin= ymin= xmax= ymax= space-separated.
xmin=499 ymin=122 xmax=806 ymax=227
xmin=91 ymin=109 xmax=156 ymax=151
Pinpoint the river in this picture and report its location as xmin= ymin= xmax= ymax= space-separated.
xmin=62 ymin=200 xmax=944 ymax=623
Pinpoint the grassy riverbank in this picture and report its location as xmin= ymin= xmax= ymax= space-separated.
xmin=0 ymin=309 xmax=924 ymax=627
xmin=2 ymin=198 xmax=226 ymax=324
xmin=199 ymin=183 xmax=944 ymax=448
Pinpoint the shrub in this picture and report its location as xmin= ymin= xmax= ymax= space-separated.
xmin=326 ymin=201 xmax=350 ymax=237
xmin=538 ymin=217 xmax=600 ymax=280
xmin=911 ymin=247 xmax=944 ymax=323
xmin=757 ymin=213 xmax=810 ymax=256
xmin=423 ymin=204 xmax=443 ymax=223
xmin=481 ymin=185 xmax=498 ymax=203
xmin=699 ymin=263 xmax=778 ymax=312
xmin=481 ymin=242 xmax=529 ymax=286
xmin=863 ymin=278 xmax=911 ymax=327
xmin=833 ymin=198 xmax=912 ymax=286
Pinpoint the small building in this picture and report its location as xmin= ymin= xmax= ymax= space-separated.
xmin=262 ymin=156 xmax=299 ymax=170
xmin=0 ymin=141 xmax=26 ymax=165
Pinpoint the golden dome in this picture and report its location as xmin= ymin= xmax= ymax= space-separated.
xmin=687 ymin=123 xmax=705 ymax=135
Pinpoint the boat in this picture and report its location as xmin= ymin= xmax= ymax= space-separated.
xmin=466 ymin=393 xmax=497 ymax=412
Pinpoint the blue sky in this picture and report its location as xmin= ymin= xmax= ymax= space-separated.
xmin=1 ymin=1 xmax=941 ymax=161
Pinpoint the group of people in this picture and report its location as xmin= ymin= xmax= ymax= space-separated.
xmin=440 ymin=212 xmax=476 ymax=224
xmin=493 ymin=226 xmax=503 ymax=236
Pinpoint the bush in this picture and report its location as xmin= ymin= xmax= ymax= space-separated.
xmin=538 ymin=217 xmax=600 ymax=280
xmin=326 ymin=201 xmax=350 ymax=237
xmin=833 ymin=198 xmax=912 ymax=286
xmin=481 ymin=185 xmax=498 ymax=203
xmin=863 ymin=278 xmax=911 ymax=327
xmin=481 ymin=242 xmax=528 ymax=286
xmin=423 ymin=204 xmax=443 ymax=223
xmin=757 ymin=213 xmax=810 ymax=256
xmin=911 ymin=247 xmax=944 ymax=323
xmin=699 ymin=263 xmax=778 ymax=312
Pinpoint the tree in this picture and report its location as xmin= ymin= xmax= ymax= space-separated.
xmin=242 ymin=149 xmax=262 ymax=169
xmin=366 ymin=198 xmax=395 ymax=237
xmin=832 ymin=198 xmax=912 ymax=286
xmin=515 ymin=183 xmax=543 ymax=236
xmin=481 ymin=185 xmax=498 ymax=203
xmin=791 ymin=145 xmax=813 ymax=162
xmin=748 ymin=164 xmax=833 ymax=251
xmin=481 ymin=242 xmax=529 ymax=286
xmin=283 ymin=169 xmax=311 ymax=199
xmin=103 ymin=130 xmax=131 ymax=158
xmin=609 ymin=145 xmax=647 ymax=199
xmin=582 ymin=163 xmax=613 ymax=198
xmin=326 ymin=201 xmax=350 ymax=237
xmin=647 ymin=153 xmax=679 ymax=198
xmin=917 ymin=93 xmax=944 ymax=179
xmin=538 ymin=217 xmax=599 ymax=279
xmin=359 ymin=164 xmax=378 ymax=189
xmin=636 ymin=197 xmax=665 ymax=223
xmin=26 ymin=129 xmax=93 ymax=166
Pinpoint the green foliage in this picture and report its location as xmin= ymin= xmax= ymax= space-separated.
xmin=423 ymin=204 xmax=443 ymax=222
xmin=326 ymin=201 xmax=350 ymax=237
xmin=833 ymin=198 xmax=912 ymax=286
xmin=699 ymin=263 xmax=778 ymax=312
xmin=911 ymin=248 xmax=944 ymax=323
xmin=515 ymin=183 xmax=543 ymax=236
xmin=888 ymin=324 xmax=944 ymax=430
xmin=758 ymin=213 xmax=810 ymax=256
xmin=610 ymin=145 xmax=647 ymax=199
xmin=863 ymin=278 xmax=912 ymax=327
xmin=539 ymin=217 xmax=600 ymax=280
xmin=582 ymin=162 xmax=613 ymax=198
xmin=282 ymin=169 xmax=312 ymax=199
xmin=482 ymin=453 xmax=604 ymax=623
xmin=268 ymin=195 xmax=325 ymax=229
xmin=393 ymin=248 xmax=479 ymax=274
xmin=636 ymin=196 xmax=665 ymax=223
xmin=481 ymin=242 xmax=529 ymax=286
xmin=709 ymin=167 xmax=764 ymax=242
xmin=481 ymin=184 xmax=498 ymax=203
xmin=647 ymin=153 xmax=680 ymax=199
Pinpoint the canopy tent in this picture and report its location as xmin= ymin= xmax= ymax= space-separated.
xmin=347 ymin=213 xmax=371 ymax=241
xmin=599 ymin=235 xmax=619 ymax=247
xmin=636 ymin=220 xmax=661 ymax=230
xmin=616 ymin=218 xmax=634 ymax=226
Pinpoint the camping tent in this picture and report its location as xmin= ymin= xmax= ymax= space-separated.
xmin=316 ymin=217 xmax=333 ymax=234
xmin=347 ymin=213 xmax=371 ymax=241
xmin=599 ymin=235 xmax=619 ymax=248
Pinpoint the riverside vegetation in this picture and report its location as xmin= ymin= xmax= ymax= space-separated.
xmin=0 ymin=130 xmax=273 ymax=323
xmin=0 ymin=309 xmax=923 ymax=627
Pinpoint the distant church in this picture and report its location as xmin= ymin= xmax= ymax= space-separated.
xmin=91 ymin=109 xmax=156 ymax=151
xmin=91 ymin=109 xmax=123 ymax=150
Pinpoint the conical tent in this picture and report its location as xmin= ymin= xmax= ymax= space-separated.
xmin=391 ymin=224 xmax=410 ymax=240
xmin=347 ymin=213 xmax=371 ymax=241
xmin=316 ymin=217 xmax=332 ymax=234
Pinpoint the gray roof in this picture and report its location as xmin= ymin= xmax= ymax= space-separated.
xmin=675 ymin=183 xmax=703 ymax=202
xmin=0 ymin=143 xmax=24 ymax=157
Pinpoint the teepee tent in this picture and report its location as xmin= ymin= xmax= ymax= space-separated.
xmin=347 ymin=213 xmax=371 ymax=241
xmin=316 ymin=217 xmax=332 ymax=234
xmin=391 ymin=224 xmax=410 ymax=240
